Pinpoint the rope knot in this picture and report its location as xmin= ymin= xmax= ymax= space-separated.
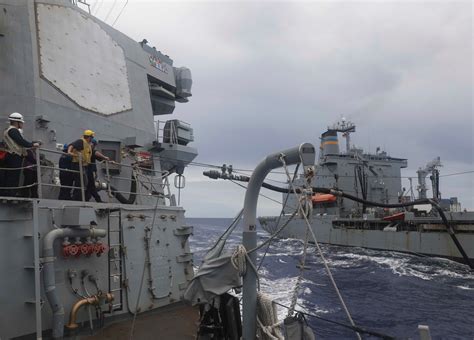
xmin=231 ymin=245 xmax=248 ymax=276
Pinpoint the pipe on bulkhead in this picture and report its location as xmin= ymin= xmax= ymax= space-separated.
xmin=43 ymin=227 xmax=107 ymax=339
xmin=242 ymin=143 xmax=315 ymax=340
xmin=66 ymin=293 xmax=113 ymax=329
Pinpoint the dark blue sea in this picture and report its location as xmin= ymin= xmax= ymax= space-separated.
xmin=188 ymin=218 xmax=474 ymax=339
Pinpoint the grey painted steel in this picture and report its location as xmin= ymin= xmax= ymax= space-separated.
xmin=36 ymin=3 xmax=132 ymax=115
xmin=0 ymin=1 xmax=196 ymax=338
xmin=242 ymin=143 xmax=315 ymax=340
xmin=35 ymin=148 xmax=43 ymax=198
xmin=260 ymin=215 xmax=474 ymax=261
xmin=33 ymin=201 xmax=43 ymax=340
xmin=43 ymin=227 xmax=107 ymax=338
xmin=0 ymin=199 xmax=195 ymax=339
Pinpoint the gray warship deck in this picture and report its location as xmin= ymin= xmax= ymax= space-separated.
xmin=0 ymin=0 xmax=197 ymax=338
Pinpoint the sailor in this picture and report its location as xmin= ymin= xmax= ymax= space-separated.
xmin=3 ymin=112 xmax=40 ymax=197
xmin=85 ymin=138 xmax=110 ymax=202
xmin=67 ymin=130 xmax=94 ymax=201
xmin=58 ymin=143 xmax=73 ymax=200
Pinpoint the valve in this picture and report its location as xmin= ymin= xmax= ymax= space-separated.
xmin=80 ymin=243 xmax=95 ymax=256
xmin=95 ymin=242 xmax=108 ymax=257
xmin=68 ymin=244 xmax=79 ymax=257
xmin=62 ymin=245 xmax=70 ymax=258
xmin=73 ymin=238 xmax=82 ymax=257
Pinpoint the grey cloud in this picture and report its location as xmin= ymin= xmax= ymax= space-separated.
xmin=106 ymin=1 xmax=472 ymax=216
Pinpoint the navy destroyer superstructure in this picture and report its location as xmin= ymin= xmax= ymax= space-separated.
xmin=259 ymin=119 xmax=474 ymax=262
xmin=0 ymin=1 xmax=197 ymax=338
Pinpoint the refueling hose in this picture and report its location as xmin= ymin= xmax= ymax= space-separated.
xmin=109 ymin=173 xmax=137 ymax=204
xmin=299 ymin=186 xmax=472 ymax=269
xmin=203 ymin=171 xmax=473 ymax=269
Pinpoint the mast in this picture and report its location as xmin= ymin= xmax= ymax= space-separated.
xmin=328 ymin=117 xmax=356 ymax=153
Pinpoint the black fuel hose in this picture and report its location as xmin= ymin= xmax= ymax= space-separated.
xmin=203 ymin=170 xmax=473 ymax=268
xmin=269 ymin=184 xmax=473 ymax=270
xmin=217 ymin=176 xmax=474 ymax=269
xmin=109 ymin=173 xmax=137 ymax=204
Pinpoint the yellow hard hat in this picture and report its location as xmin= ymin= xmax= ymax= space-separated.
xmin=83 ymin=129 xmax=95 ymax=137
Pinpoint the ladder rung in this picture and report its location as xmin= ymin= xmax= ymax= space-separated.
xmin=110 ymin=288 xmax=122 ymax=292
xmin=109 ymin=244 xmax=122 ymax=247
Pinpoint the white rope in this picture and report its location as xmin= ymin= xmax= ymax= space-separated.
xmin=280 ymin=155 xmax=362 ymax=340
xmin=231 ymin=245 xmax=247 ymax=276
xmin=231 ymin=244 xmax=260 ymax=290
xmin=287 ymin=225 xmax=310 ymax=317
xmin=257 ymin=293 xmax=284 ymax=340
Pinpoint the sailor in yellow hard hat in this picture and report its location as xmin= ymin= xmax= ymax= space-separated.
xmin=64 ymin=130 xmax=94 ymax=200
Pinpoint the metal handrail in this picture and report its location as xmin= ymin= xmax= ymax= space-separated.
xmin=95 ymin=159 xmax=169 ymax=176
xmin=0 ymin=147 xmax=173 ymax=204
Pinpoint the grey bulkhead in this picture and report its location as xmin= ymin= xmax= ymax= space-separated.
xmin=0 ymin=1 xmax=195 ymax=338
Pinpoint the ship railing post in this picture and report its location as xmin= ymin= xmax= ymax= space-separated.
xmin=35 ymin=148 xmax=42 ymax=199
xmin=33 ymin=200 xmax=42 ymax=339
xmin=79 ymin=154 xmax=85 ymax=202
xmin=105 ymin=160 xmax=112 ymax=203
xmin=164 ymin=176 xmax=171 ymax=205
xmin=242 ymin=143 xmax=315 ymax=340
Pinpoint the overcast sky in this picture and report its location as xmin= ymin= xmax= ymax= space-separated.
xmin=91 ymin=0 xmax=473 ymax=217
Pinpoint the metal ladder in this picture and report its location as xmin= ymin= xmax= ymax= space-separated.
xmin=107 ymin=209 xmax=124 ymax=311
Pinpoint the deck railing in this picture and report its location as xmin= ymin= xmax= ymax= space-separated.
xmin=0 ymin=147 xmax=172 ymax=204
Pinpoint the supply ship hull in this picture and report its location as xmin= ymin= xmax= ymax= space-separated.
xmin=259 ymin=212 xmax=474 ymax=262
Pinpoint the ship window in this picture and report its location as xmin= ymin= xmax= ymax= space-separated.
xmin=97 ymin=140 xmax=121 ymax=175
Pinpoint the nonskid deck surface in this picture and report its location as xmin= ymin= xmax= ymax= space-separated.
xmin=81 ymin=303 xmax=199 ymax=340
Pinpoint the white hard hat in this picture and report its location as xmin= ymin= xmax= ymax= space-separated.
xmin=8 ymin=112 xmax=25 ymax=123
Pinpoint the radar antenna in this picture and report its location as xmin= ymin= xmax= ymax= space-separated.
xmin=328 ymin=118 xmax=356 ymax=153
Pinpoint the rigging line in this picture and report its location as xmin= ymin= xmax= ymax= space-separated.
xmin=157 ymin=155 xmax=474 ymax=179
xmin=287 ymin=224 xmax=310 ymax=317
xmin=257 ymin=164 xmax=300 ymax=271
xmin=93 ymin=0 xmax=104 ymax=15
xmin=90 ymin=0 xmax=100 ymax=11
xmin=103 ymin=0 xmax=118 ymax=22
xmin=229 ymin=180 xmax=283 ymax=206
xmin=128 ymin=190 xmax=161 ymax=340
xmin=112 ymin=0 xmax=129 ymax=27
xmin=180 ymin=158 xmax=474 ymax=180
xmin=439 ymin=170 xmax=474 ymax=177
xmin=280 ymin=157 xmax=362 ymax=340
xmin=248 ymin=210 xmax=298 ymax=254
xmin=272 ymin=301 xmax=395 ymax=340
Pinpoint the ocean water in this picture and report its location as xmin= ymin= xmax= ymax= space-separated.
xmin=188 ymin=218 xmax=474 ymax=339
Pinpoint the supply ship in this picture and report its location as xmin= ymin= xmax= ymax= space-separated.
xmin=259 ymin=119 xmax=474 ymax=263
xmin=0 ymin=0 xmax=199 ymax=338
